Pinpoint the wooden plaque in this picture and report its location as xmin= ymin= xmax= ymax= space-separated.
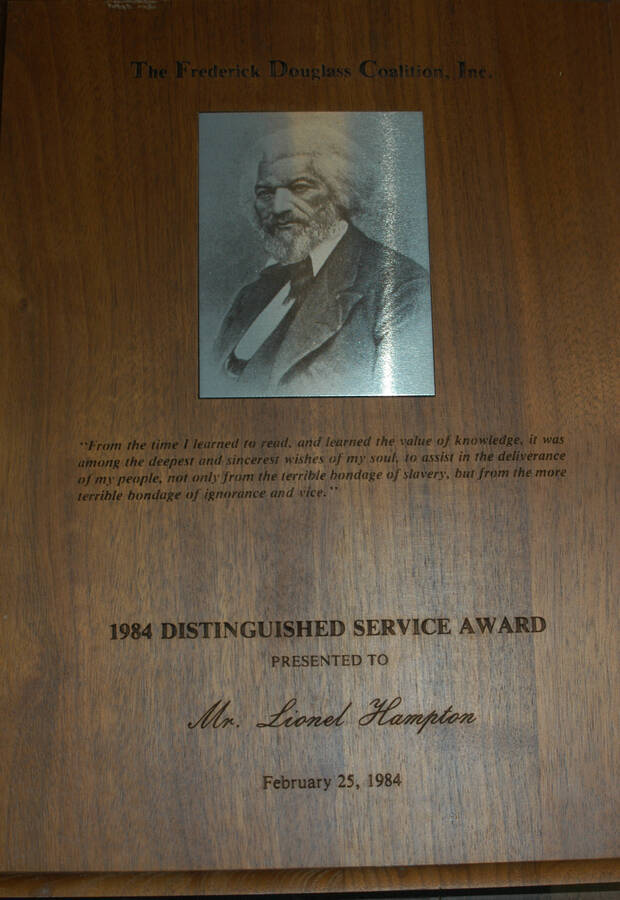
xmin=0 ymin=0 xmax=617 ymax=876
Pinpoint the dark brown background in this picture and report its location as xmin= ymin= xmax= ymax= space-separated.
xmin=0 ymin=0 xmax=617 ymax=892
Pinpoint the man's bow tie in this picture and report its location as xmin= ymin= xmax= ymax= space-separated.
xmin=261 ymin=257 xmax=314 ymax=299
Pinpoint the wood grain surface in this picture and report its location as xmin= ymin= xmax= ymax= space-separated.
xmin=0 ymin=0 xmax=617 ymax=886
xmin=0 ymin=858 xmax=619 ymax=897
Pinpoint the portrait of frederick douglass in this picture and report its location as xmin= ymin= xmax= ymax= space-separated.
xmin=198 ymin=112 xmax=435 ymax=398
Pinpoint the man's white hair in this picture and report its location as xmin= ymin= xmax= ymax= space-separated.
xmin=239 ymin=117 xmax=372 ymax=221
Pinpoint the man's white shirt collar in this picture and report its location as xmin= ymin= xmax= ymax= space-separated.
xmin=307 ymin=220 xmax=348 ymax=275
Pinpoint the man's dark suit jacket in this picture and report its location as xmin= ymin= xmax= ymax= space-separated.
xmin=213 ymin=224 xmax=434 ymax=396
